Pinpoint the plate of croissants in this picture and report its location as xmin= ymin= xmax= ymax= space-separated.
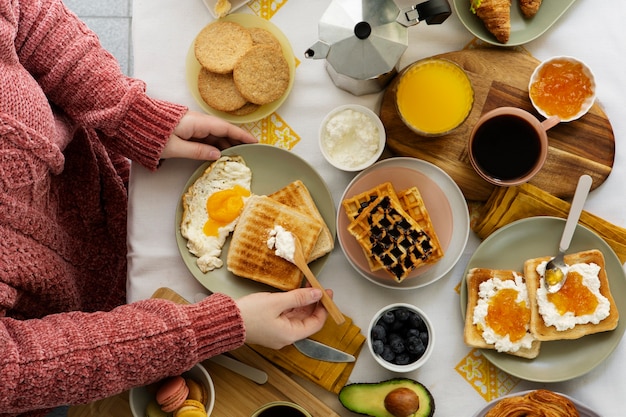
xmin=454 ymin=0 xmax=577 ymax=46
xmin=472 ymin=389 xmax=599 ymax=417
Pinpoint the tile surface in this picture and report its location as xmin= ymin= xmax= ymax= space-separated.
xmin=64 ymin=0 xmax=133 ymax=75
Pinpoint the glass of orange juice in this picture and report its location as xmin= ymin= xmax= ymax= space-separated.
xmin=395 ymin=58 xmax=474 ymax=137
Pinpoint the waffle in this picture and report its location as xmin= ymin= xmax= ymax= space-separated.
xmin=397 ymin=187 xmax=444 ymax=265
xmin=347 ymin=195 xmax=437 ymax=282
xmin=342 ymin=182 xmax=399 ymax=222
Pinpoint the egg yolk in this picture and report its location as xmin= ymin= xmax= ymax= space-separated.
xmin=203 ymin=185 xmax=250 ymax=236
xmin=486 ymin=288 xmax=530 ymax=342
xmin=547 ymin=271 xmax=598 ymax=316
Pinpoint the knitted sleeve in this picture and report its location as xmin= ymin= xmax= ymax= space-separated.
xmin=14 ymin=0 xmax=187 ymax=170
xmin=0 ymin=294 xmax=245 ymax=415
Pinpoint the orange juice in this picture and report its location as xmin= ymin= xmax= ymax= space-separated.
xmin=396 ymin=59 xmax=474 ymax=136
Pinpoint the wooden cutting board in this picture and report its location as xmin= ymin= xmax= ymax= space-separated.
xmin=380 ymin=47 xmax=615 ymax=201
xmin=68 ymin=288 xmax=340 ymax=417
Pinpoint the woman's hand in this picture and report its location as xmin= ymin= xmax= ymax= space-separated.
xmin=236 ymin=288 xmax=331 ymax=349
xmin=161 ymin=110 xmax=257 ymax=160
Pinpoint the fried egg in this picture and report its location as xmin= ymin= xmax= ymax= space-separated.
xmin=181 ymin=155 xmax=252 ymax=272
xmin=473 ymin=274 xmax=535 ymax=353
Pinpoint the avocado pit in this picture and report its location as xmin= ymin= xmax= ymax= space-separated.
xmin=384 ymin=387 xmax=420 ymax=417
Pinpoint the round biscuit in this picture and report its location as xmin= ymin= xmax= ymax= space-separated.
xmin=233 ymin=45 xmax=290 ymax=105
xmin=198 ymin=68 xmax=247 ymax=112
xmin=248 ymin=27 xmax=281 ymax=50
xmin=227 ymin=102 xmax=260 ymax=116
xmin=194 ymin=21 xmax=253 ymax=74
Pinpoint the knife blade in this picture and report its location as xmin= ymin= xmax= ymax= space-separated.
xmin=293 ymin=338 xmax=355 ymax=363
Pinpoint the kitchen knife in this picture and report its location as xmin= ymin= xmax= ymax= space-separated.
xmin=293 ymin=338 xmax=355 ymax=363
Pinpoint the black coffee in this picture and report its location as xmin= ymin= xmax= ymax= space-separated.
xmin=471 ymin=115 xmax=541 ymax=181
xmin=257 ymin=405 xmax=306 ymax=417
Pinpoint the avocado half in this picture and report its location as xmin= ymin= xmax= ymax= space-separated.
xmin=338 ymin=378 xmax=435 ymax=417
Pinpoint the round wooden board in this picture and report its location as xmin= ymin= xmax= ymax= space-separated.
xmin=381 ymin=47 xmax=615 ymax=201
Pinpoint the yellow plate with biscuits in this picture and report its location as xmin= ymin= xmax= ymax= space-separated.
xmin=460 ymin=217 xmax=626 ymax=382
xmin=185 ymin=13 xmax=296 ymax=124
xmin=175 ymin=144 xmax=335 ymax=298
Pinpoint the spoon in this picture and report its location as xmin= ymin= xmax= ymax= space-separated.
xmin=544 ymin=174 xmax=593 ymax=293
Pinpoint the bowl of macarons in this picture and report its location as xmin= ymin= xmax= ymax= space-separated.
xmin=130 ymin=362 xmax=215 ymax=417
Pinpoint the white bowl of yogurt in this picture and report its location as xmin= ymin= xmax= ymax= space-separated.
xmin=319 ymin=104 xmax=386 ymax=172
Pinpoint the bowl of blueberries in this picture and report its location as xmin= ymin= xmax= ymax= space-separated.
xmin=368 ymin=303 xmax=434 ymax=372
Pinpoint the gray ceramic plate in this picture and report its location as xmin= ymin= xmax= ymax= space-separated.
xmin=175 ymin=144 xmax=336 ymax=298
xmin=460 ymin=217 xmax=626 ymax=382
xmin=453 ymin=0 xmax=577 ymax=46
xmin=471 ymin=390 xmax=599 ymax=417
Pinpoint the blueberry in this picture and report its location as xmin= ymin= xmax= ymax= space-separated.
xmin=389 ymin=335 xmax=406 ymax=354
xmin=408 ymin=311 xmax=424 ymax=329
xmin=394 ymin=308 xmax=410 ymax=322
xmin=407 ymin=335 xmax=424 ymax=355
xmin=394 ymin=353 xmax=412 ymax=365
xmin=371 ymin=324 xmax=387 ymax=341
xmin=381 ymin=345 xmax=395 ymax=362
xmin=419 ymin=331 xmax=429 ymax=347
xmin=406 ymin=328 xmax=420 ymax=338
xmin=381 ymin=310 xmax=395 ymax=325
xmin=372 ymin=339 xmax=385 ymax=355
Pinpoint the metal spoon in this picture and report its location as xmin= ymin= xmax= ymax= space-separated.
xmin=544 ymin=174 xmax=593 ymax=293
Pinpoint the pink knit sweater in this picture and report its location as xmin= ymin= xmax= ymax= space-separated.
xmin=0 ymin=1 xmax=245 ymax=415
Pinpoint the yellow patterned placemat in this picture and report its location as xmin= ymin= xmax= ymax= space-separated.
xmin=239 ymin=0 xmax=300 ymax=150
xmin=454 ymin=277 xmax=521 ymax=402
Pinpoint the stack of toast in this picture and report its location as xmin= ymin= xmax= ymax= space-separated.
xmin=342 ymin=182 xmax=443 ymax=282
xmin=226 ymin=180 xmax=334 ymax=291
xmin=464 ymin=249 xmax=619 ymax=359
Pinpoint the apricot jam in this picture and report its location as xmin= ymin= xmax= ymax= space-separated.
xmin=486 ymin=288 xmax=530 ymax=342
xmin=530 ymin=58 xmax=593 ymax=120
xmin=548 ymin=271 xmax=598 ymax=316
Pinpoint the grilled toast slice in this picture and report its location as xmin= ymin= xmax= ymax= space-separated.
xmin=464 ymin=267 xmax=541 ymax=359
xmin=524 ymin=249 xmax=619 ymax=341
xmin=268 ymin=180 xmax=334 ymax=262
xmin=227 ymin=195 xmax=322 ymax=290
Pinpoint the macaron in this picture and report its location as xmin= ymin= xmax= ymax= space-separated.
xmin=185 ymin=378 xmax=208 ymax=405
xmin=156 ymin=376 xmax=189 ymax=413
xmin=145 ymin=400 xmax=170 ymax=417
xmin=173 ymin=399 xmax=206 ymax=417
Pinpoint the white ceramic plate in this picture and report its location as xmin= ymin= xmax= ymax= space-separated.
xmin=453 ymin=0 xmax=577 ymax=46
xmin=460 ymin=217 xmax=626 ymax=382
xmin=337 ymin=158 xmax=470 ymax=289
xmin=202 ymin=0 xmax=251 ymax=18
xmin=471 ymin=390 xmax=599 ymax=417
xmin=185 ymin=14 xmax=295 ymax=124
xmin=175 ymin=144 xmax=336 ymax=298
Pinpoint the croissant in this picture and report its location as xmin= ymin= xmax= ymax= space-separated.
xmin=485 ymin=390 xmax=580 ymax=417
xmin=520 ymin=0 xmax=542 ymax=17
xmin=471 ymin=0 xmax=511 ymax=43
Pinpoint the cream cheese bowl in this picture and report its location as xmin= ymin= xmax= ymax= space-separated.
xmin=319 ymin=104 xmax=386 ymax=172
xmin=129 ymin=363 xmax=215 ymax=417
xmin=528 ymin=56 xmax=596 ymax=122
xmin=368 ymin=303 xmax=435 ymax=373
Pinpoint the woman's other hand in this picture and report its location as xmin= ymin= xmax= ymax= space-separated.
xmin=161 ymin=110 xmax=257 ymax=160
xmin=236 ymin=288 xmax=331 ymax=349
